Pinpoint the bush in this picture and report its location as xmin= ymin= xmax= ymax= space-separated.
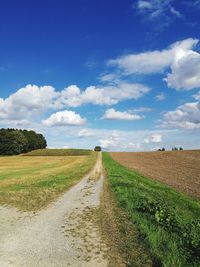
xmin=94 ymin=146 xmax=101 ymax=152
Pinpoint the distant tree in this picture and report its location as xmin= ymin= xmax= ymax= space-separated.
xmin=161 ymin=147 xmax=165 ymax=151
xmin=179 ymin=147 xmax=183 ymax=150
xmin=94 ymin=146 xmax=101 ymax=152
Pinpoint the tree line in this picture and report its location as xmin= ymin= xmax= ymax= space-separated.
xmin=0 ymin=128 xmax=47 ymax=155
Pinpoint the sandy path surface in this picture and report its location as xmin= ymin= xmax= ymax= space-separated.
xmin=0 ymin=153 xmax=109 ymax=267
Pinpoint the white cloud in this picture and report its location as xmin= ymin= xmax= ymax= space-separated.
xmin=43 ymin=110 xmax=86 ymax=127
xmin=109 ymin=38 xmax=200 ymax=90
xmin=99 ymin=131 xmax=120 ymax=149
xmin=109 ymin=48 xmax=173 ymax=74
xmin=99 ymin=73 xmax=120 ymax=83
xmin=0 ymin=82 xmax=150 ymax=123
xmin=0 ymin=84 xmax=58 ymax=121
xmin=193 ymin=91 xmax=200 ymax=101
xmin=121 ymin=142 xmax=141 ymax=150
xmin=165 ymin=49 xmax=200 ymax=90
xmin=155 ymin=93 xmax=166 ymax=101
xmin=131 ymin=107 xmax=153 ymax=113
xmin=99 ymin=138 xmax=117 ymax=149
xmin=58 ymin=83 xmax=150 ymax=107
xmin=102 ymin=108 xmax=142 ymax=120
xmin=109 ymin=38 xmax=198 ymax=74
xmin=151 ymin=133 xmax=163 ymax=142
xmin=78 ymin=129 xmax=94 ymax=138
xmin=136 ymin=0 xmax=182 ymax=21
xmin=144 ymin=133 xmax=163 ymax=143
xmin=31 ymin=124 xmax=199 ymax=152
xmin=137 ymin=1 xmax=152 ymax=9
xmin=162 ymin=94 xmax=200 ymax=130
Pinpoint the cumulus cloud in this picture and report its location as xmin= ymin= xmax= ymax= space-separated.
xmin=109 ymin=48 xmax=173 ymax=74
xmin=0 ymin=82 xmax=150 ymax=124
xmin=102 ymin=108 xmax=142 ymax=120
xmin=109 ymin=38 xmax=197 ymax=74
xmin=0 ymin=84 xmax=58 ymax=121
xmin=43 ymin=110 xmax=86 ymax=127
xmin=165 ymin=49 xmax=200 ymax=90
xmin=162 ymin=94 xmax=200 ymax=130
xmin=109 ymin=38 xmax=200 ymax=90
xmin=58 ymin=83 xmax=150 ymax=107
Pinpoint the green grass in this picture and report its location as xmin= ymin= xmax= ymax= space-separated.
xmin=0 ymin=152 xmax=97 ymax=211
xmin=24 ymin=148 xmax=92 ymax=156
xmin=103 ymin=152 xmax=200 ymax=267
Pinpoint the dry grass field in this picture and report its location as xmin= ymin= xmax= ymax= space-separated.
xmin=110 ymin=150 xmax=200 ymax=199
xmin=0 ymin=152 xmax=97 ymax=210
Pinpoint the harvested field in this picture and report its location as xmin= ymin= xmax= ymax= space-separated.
xmin=24 ymin=148 xmax=92 ymax=156
xmin=110 ymin=150 xmax=200 ymax=199
xmin=0 ymin=152 xmax=97 ymax=210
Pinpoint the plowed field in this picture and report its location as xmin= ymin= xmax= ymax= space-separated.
xmin=110 ymin=150 xmax=200 ymax=199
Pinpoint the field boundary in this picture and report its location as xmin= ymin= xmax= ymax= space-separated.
xmin=99 ymin=168 xmax=152 ymax=267
xmin=103 ymin=152 xmax=200 ymax=267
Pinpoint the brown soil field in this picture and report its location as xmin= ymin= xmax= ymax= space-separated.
xmin=110 ymin=150 xmax=200 ymax=199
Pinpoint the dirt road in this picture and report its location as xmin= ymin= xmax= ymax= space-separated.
xmin=0 ymin=153 xmax=109 ymax=267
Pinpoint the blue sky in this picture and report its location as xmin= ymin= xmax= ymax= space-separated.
xmin=0 ymin=0 xmax=200 ymax=151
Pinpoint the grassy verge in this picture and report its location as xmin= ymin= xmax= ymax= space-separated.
xmin=0 ymin=152 xmax=97 ymax=211
xmin=99 ymin=169 xmax=152 ymax=267
xmin=24 ymin=148 xmax=92 ymax=156
xmin=103 ymin=152 xmax=200 ymax=267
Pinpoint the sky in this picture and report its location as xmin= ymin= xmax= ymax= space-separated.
xmin=0 ymin=0 xmax=200 ymax=151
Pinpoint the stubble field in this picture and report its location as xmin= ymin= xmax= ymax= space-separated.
xmin=0 ymin=150 xmax=96 ymax=211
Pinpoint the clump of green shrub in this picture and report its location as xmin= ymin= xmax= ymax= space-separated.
xmin=136 ymin=198 xmax=179 ymax=231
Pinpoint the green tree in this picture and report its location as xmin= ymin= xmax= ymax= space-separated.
xmin=0 ymin=129 xmax=28 ymax=155
xmin=0 ymin=128 xmax=47 ymax=155
xmin=94 ymin=146 xmax=101 ymax=152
